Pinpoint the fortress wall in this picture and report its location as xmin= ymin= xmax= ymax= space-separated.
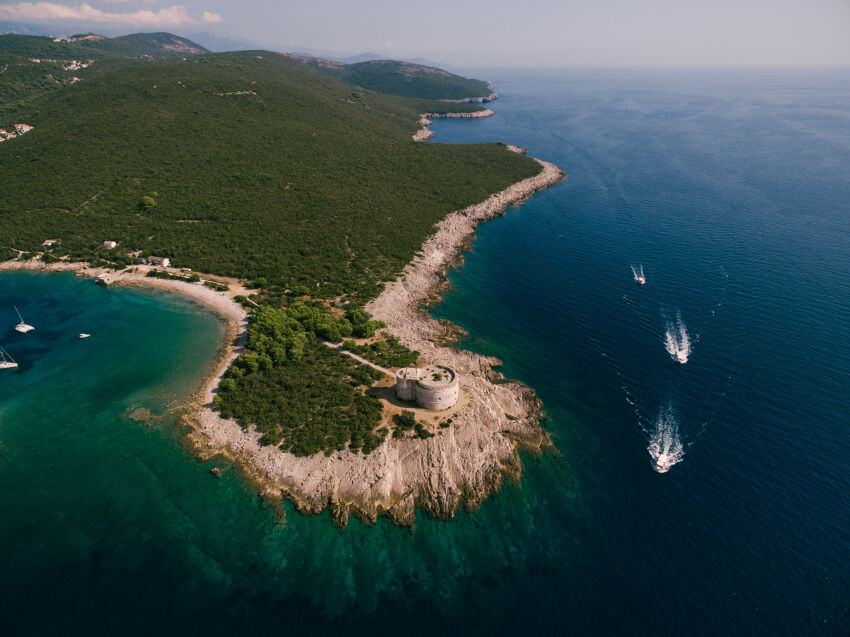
xmin=395 ymin=374 xmax=418 ymax=401
xmin=414 ymin=382 xmax=459 ymax=411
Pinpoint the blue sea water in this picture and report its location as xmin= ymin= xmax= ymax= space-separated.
xmin=1 ymin=69 xmax=848 ymax=635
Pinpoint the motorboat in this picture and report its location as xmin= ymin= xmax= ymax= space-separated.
xmin=654 ymin=455 xmax=671 ymax=473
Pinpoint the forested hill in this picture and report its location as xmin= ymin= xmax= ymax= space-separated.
xmin=0 ymin=50 xmax=538 ymax=301
xmin=0 ymin=32 xmax=208 ymax=115
xmin=0 ymin=32 xmax=207 ymax=59
xmin=282 ymin=54 xmax=492 ymax=100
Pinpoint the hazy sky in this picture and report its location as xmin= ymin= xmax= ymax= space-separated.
xmin=2 ymin=0 xmax=850 ymax=66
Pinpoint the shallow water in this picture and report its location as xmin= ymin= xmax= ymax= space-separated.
xmin=2 ymin=68 xmax=849 ymax=635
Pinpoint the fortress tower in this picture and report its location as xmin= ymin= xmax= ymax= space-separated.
xmin=394 ymin=365 xmax=459 ymax=410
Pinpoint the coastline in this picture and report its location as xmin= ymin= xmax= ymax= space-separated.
xmin=187 ymin=152 xmax=565 ymax=528
xmin=413 ymin=109 xmax=495 ymax=142
xmin=439 ymin=91 xmax=499 ymax=104
xmin=1 ymin=124 xmax=564 ymax=530
xmin=0 ymin=259 xmax=250 ymax=421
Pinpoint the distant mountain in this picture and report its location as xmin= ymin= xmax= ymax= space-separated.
xmin=341 ymin=52 xmax=385 ymax=64
xmin=0 ymin=21 xmax=54 ymax=36
xmin=0 ymin=20 xmax=127 ymax=38
xmin=182 ymin=31 xmax=264 ymax=53
xmin=341 ymin=53 xmax=451 ymax=69
xmin=0 ymin=31 xmax=208 ymax=59
xmin=281 ymin=54 xmax=491 ymax=100
xmin=86 ymin=32 xmax=209 ymax=57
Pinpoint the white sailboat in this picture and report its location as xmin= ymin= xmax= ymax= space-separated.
xmin=0 ymin=346 xmax=18 ymax=370
xmin=14 ymin=306 xmax=34 ymax=333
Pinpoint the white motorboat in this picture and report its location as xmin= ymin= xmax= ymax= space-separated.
xmin=79 ymin=333 xmax=91 ymax=339
xmin=14 ymin=306 xmax=34 ymax=333
xmin=654 ymin=455 xmax=671 ymax=473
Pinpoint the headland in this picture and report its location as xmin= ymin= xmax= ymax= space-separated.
xmin=1 ymin=92 xmax=564 ymax=528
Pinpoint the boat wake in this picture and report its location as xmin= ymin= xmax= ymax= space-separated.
xmin=664 ymin=312 xmax=691 ymax=363
xmin=631 ymin=263 xmax=646 ymax=285
xmin=648 ymin=405 xmax=685 ymax=473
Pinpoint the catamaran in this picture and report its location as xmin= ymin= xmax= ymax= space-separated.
xmin=14 ymin=306 xmax=34 ymax=333
xmin=0 ymin=346 xmax=18 ymax=370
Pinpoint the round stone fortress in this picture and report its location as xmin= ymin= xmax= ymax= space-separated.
xmin=395 ymin=365 xmax=459 ymax=410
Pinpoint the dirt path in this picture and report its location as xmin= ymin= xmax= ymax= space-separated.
xmin=322 ymin=341 xmax=394 ymax=377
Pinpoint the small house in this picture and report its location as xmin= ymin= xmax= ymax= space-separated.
xmin=42 ymin=239 xmax=59 ymax=248
xmin=14 ymin=124 xmax=34 ymax=135
xmin=146 ymin=256 xmax=171 ymax=267
xmin=103 ymin=241 xmax=117 ymax=249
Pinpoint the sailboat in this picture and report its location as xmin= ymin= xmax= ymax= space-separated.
xmin=0 ymin=346 xmax=18 ymax=370
xmin=14 ymin=306 xmax=34 ymax=333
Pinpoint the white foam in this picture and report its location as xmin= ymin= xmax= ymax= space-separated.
xmin=631 ymin=263 xmax=646 ymax=284
xmin=664 ymin=311 xmax=691 ymax=363
xmin=648 ymin=405 xmax=685 ymax=473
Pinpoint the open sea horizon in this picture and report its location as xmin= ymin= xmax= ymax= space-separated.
xmin=1 ymin=68 xmax=848 ymax=635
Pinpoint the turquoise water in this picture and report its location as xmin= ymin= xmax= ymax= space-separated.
xmin=2 ymin=68 xmax=849 ymax=635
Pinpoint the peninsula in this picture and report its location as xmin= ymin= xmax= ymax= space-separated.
xmin=0 ymin=32 xmax=564 ymax=526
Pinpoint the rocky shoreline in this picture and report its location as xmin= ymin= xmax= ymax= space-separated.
xmin=2 ymin=124 xmax=565 ymax=530
xmin=185 ymin=152 xmax=565 ymax=528
xmin=413 ymin=109 xmax=495 ymax=142
xmin=439 ymin=91 xmax=499 ymax=104
xmin=423 ymin=108 xmax=495 ymax=119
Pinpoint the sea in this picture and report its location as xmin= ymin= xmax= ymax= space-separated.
xmin=1 ymin=68 xmax=848 ymax=635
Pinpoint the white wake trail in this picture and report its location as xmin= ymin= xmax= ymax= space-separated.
xmin=664 ymin=311 xmax=691 ymax=363
xmin=631 ymin=263 xmax=646 ymax=284
xmin=648 ymin=405 xmax=685 ymax=473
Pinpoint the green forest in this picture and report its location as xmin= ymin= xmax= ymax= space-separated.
xmin=0 ymin=32 xmax=208 ymax=117
xmin=303 ymin=58 xmax=492 ymax=100
xmin=0 ymin=36 xmax=540 ymax=456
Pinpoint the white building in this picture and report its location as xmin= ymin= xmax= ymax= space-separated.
xmin=146 ymin=256 xmax=171 ymax=267
xmin=103 ymin=241 xmax=117 ymax=249
xmin=42 ymin=239 xmax=59 ymax=247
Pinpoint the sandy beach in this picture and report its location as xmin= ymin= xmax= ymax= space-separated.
xmin=0 ymin=259 xmax=249 ymax=410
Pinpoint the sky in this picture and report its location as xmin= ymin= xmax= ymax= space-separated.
xmin=1 ymin=0 xmax=850 ymax=66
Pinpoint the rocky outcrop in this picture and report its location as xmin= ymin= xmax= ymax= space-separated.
xmin=412 ymin=110 xmax=494 ymax=142
xmin=439 ymin=91 xmax=499 ymax=104
xmin=423 ymin=108 xmax=495 ymax=119
xmin=413 ymin=116 xmax=434 ymax=142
